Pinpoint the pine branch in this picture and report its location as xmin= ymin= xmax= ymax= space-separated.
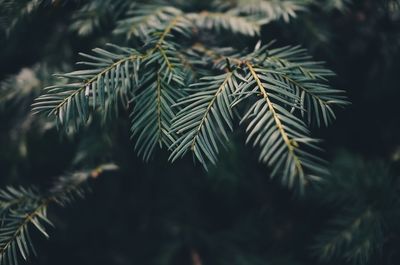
xmin=0 ymin=164 xmax=118 ymax=265
xmin=34 ymin=6 xmax=192 ymax=159
xmin=192 ymin=42 xmax=348 ymax=126
xmin=171 ymin=42 xmax=345 ymax=188
xmin=170 ymin=71 xmax=241 ymax=167
xmin=128 ymin=14 xmax=190 ymax=160
xmin=130 ymin=61 xmax=185 ymax=161
xmin=0 ymin=186 xmax=50 ymax=265
xmin=32 ymin=44 xmax=142 ymax=131
xmin=0 ymin=199 xmax=50 ymax=265
xmin=255 ymin=44 xmax=349 ymax=126
xmin=237 ymin=62 xmax=327 ymax=190
xmin=171 ymin=41 xmax=347 ymax=190
xmin=32 ymin=2 xmax=348 ymax=191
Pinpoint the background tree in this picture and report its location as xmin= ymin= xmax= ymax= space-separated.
xmin=0 ymin=0 xmax=399 ymax=265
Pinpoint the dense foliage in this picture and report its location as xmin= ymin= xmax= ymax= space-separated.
xmin=0 ymin=0 xmax=399 ymax=265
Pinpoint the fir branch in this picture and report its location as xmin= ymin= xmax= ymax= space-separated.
xmin=170 ymin=71 xmax=241 ymax=167
xmin=0 ymin=164 xmax=118 ymax=265
xmin=128 ymin=14 xmax=189 ymax=160
xmin=32 ymin=2 xmax=348 ymax=191
xmin=256 ymin=45 xmax=349 ymax=126
xmin=238 ymin=62 xmax=327 ymax=190
xmin=37 ymin=5 xmax=192 ymax=159
xmin=32 ymin=44 xmax=142 ymax=131
xmin=0 ymin=199 xmax=50 ymax=265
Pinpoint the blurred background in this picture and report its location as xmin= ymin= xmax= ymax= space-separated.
xmin=1 ymin=0 xmax=400 ymax=265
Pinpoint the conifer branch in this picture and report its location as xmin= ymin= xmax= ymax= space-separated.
xmin=0 ymin=164 xmax=118 ymax=265
xmin=170 ymin=71 xmax=240 ymax=166
xmin=32 ymin=1 xmax=348 ymax=190
xmin=246 ymin=62 xmax=305 ymax=179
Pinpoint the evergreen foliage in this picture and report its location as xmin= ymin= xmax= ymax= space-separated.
xmin=31 ymin=1 xmax=348 ymax=190
xmin=0 ymin=164 xmax=117 ymax=265
xmin=1 ymin=0 xmax=399 ymax=265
